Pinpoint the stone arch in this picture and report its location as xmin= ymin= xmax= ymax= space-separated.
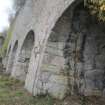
xmin=25 ymin=0 xmax=84 ymax=97
xmin=34 ymin=0 xmax=105 ymax=99
xmin=35 ymin=1 xmax=83 ymax=99
xmin=12 ymin=30 xmax=35 ymax=81
xmin=25 ymin=0 xmax=85 ymax=99
xmin=6 ymin=41 xmax=18 ymax=74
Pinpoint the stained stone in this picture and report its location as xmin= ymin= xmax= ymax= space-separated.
xmin=5 ymin=0 xmax=105 ymax=100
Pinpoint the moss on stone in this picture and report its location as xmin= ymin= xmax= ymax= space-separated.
xmin=0 ymin=25 xmax=13 ymax=57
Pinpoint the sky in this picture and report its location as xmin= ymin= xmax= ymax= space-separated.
xmin=0 ymin=0 xmax=14 ymax=32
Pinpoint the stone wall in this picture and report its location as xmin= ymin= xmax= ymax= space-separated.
xmin=5 ymin=0 xmax=105 ymax=99
xmin=11 ymin=30 xmax=34 ymax=81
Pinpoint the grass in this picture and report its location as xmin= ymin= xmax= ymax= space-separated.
xmin=0 ymin=74 xmax=54 ymax=105
xmin=0 ymin=74 xmax=105 ymax=105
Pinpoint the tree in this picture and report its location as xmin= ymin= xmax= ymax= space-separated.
xmin=85 ymin=0 xmax=105 ymax=21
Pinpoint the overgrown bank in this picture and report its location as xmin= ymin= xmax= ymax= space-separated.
xmin=0 ymin=75 xmax=105 ymax=105
xmin=0 ymin=74 xmax=54 ymax=105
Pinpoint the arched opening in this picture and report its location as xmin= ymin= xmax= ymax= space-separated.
xmin=7 ymin=45 xmax=11 ymax=55
xmin=0 ymin=36 xmax=4 ymax=49
xmin=37 ymin=1 xmax=105 ymax=99
xmin=14 ymin=30 xmax=34 ymax=81
xmin=2 ymin=45 xmax=11 ymax=71
xmin=6 ymin=41 xmax=18 ymax=74
xmin=70 ymin=2 xmax=105 ymax=96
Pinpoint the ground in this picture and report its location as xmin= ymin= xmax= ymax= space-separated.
xmin=0 ymin=75 xmax=105 ymax=105
xmin=0 ymin=74 xmax=54 ymax=105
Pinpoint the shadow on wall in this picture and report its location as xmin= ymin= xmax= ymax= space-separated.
xmin=33 ymin=1 xmax=105 ymax=99
xmin=0 ymin=36 xmax=4 ymax=49
xmin=6 ymin=41 xmax=18 ymax=74
xmin=2 ymin=45 xmax=11 ymax=71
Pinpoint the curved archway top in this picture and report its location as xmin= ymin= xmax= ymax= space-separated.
xmin=26 ymin=30 xmax=35 ymax=41
xmin=44 ymin=0 xmax=84 ymax=43
xmin=27 ymin=30 xmax=34 ymax=35
xmin=12 ymin=40 xmax=18 ymax=52
xmin=21 ymin=30 xmax=35 ymax=50
xmin=24 ymin=30 xmax=35 ymax=42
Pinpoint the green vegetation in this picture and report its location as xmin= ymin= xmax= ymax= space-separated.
xmin=0 ymin=74 xmax=54 ymax=105
xmin=85 ymin=0 xmax=105 ymax=21
xmin=0 ymin=26 xmax=13 ymax=57
xmin=0 ymin=74 xmax=105 ymax=105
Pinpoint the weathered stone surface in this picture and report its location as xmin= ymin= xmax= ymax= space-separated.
xmin=4 ymin=0 xmax=105 ymax=100
xmin=84 ymin=70 xmax=104 ymax=96
xmin=45 ymin=82 xmax=68 ymax=99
